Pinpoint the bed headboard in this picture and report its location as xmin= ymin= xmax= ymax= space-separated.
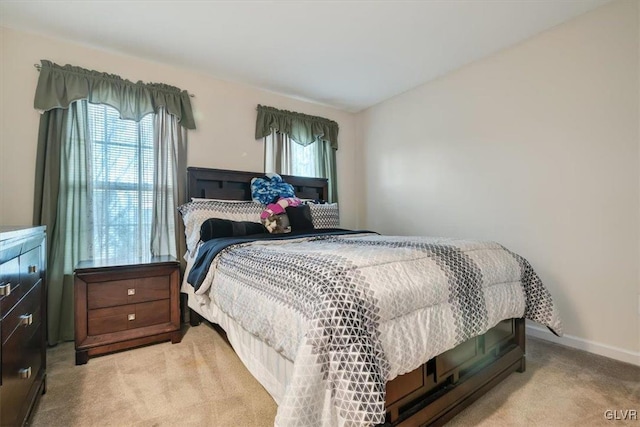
xmin=187 ymin=167 xmax=329 ymax=202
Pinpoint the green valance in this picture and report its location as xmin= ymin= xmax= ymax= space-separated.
xmin=33 ymin=60 xmax=196 ymax=130
xmin=255 ymin=105 xmax=339 ymax=150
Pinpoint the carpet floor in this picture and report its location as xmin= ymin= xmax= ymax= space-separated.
xmin=31 ymin=323 xmax=639 ymax=426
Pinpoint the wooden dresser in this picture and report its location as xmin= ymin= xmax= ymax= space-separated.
xmin=0 ymin=226 xmax=47 ymax=426
xmin=74 ymin=256 xmax=181 ymax=365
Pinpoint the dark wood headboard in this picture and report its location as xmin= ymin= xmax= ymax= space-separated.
xmin=187 ymin=167 xmax=329 ymax=202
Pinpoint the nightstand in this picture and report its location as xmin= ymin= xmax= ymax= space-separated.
xmin=74 ymin=256 xmax=181 ymax=365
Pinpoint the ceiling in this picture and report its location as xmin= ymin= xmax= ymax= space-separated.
xmin=1 ymin=0 xmax=611 ymax=112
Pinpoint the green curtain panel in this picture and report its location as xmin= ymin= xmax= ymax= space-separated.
xmin=151 ymin=107 xmax=188 ymax=261
xmin=317 ymin=140 xmax=338 ymax=203
xmin=34 ymin=60 xmax=196 ymax=130
xmin=33 ymin=101 xmax=93 ymax=345
xmin=255 ymin=105 xmax=339 ymax=149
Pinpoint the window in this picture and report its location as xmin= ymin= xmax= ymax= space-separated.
xmin=263 ymin=130 xmax=337 ymax=202
xmin=88 ymin=103 xmax=155 ymax=259
xmin=264 ymin=132 xmax=319 ymax=177
xmin=289 ymin=141 xmax=318 ymax=177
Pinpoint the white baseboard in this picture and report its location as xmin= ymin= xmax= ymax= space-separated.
xmin=526 ymin=324 xmax=640 ymax=367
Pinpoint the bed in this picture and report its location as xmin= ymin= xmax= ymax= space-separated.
xmin=181 ymin=166 xmax=561 ymax=426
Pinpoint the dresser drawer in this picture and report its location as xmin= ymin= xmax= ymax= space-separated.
xmin=0 ymin=256 xmax=20 ymax=316
xmin=20 ymin=247 xmax=42 ymax=295
xmin=1 ymin=313 xmax=43 ymax=427
xmin=88 ymin=299 xmax=171 ymax=335
xmin=0 ymin=247 xmax=42 ymax=319
xmin=87 ymin=275 xmax=171 ymax=309
xmin=2 ymin=281 xmax=42 ymax=345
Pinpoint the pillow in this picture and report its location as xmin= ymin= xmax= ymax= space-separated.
xmin=307 ymin=202 xmax=340 ymax=228
xmin=200 ymin=218 xmax=266 ymax=241
xmin=251 ymin=174 xmax=295 ymax=205
xmin=285 ymin=205 xmax=314 ymax=232
xmin=178 ymin=199 xmax=264 ymax=254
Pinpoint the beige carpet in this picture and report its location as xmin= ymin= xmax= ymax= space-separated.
xmin=31 ymin=323 xmax=639 ymax=426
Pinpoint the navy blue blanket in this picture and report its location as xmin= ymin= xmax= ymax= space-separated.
xmin=187 ymin=229 xmax=370 ymax=291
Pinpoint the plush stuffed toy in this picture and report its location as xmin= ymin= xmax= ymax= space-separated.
xmin=251 ymin=174 xmax=296 ymax=205
xmin=261 ymin=197 xmax=301 ymax=233
xmin=262 ymin=214 xmax=290 ymax=234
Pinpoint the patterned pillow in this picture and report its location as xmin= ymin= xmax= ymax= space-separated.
xmin=178 ymin=200 xmax=264 ymax=254
xmin=308 ymin=203 xmax=340 ymax=229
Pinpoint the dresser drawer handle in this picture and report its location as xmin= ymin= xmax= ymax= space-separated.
xmin=128 ymin=314 xmax=135 ymax=321
xmin=127 ymin=288 xmax=136 ymax=296
xmin=0 ymin=283 xmax=11 ymax=297
xmin=18 ymin=367 xmax=32 ymax=380
xmin=28 ymin=265 xmax=37 ymax=274
xmin=19 ymin=313 xmax=33 ymax=326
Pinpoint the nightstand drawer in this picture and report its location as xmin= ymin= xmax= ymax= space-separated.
xmin=88 ymin=299 xmax=170 ymax=335
xmin=87 ymin=275 xmax=171 ymax=309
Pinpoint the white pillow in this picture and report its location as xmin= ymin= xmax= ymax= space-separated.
xmin=178 ymin=200 xmax=264 ymax=254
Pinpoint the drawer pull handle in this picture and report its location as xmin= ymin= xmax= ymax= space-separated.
xmin=19 ymin=313 xmax=33 ymax=326
xmin=28 ymin=265 xmax=37 ymax=274
xmin=18 ymin=367 xmax=32 ymax=380
xmin=128 ymin=314 xmax=135 ymax=321
xmin=0 ymin=283 xmax=11 ymax=297
xmin=127 ymin=288 xmax=136 ymax=296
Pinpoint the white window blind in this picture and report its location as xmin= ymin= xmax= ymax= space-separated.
xmin=88 ymin=103 xmax=154 ymax=260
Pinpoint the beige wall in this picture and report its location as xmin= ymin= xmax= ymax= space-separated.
xmin=0 ymin=27 xmax=362 ymax=228
xmin=360 ymin=0 xmax=640 ymax=361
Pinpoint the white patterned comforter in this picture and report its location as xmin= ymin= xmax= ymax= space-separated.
xmin=189 ymin=232 xmax=562 ymax=427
